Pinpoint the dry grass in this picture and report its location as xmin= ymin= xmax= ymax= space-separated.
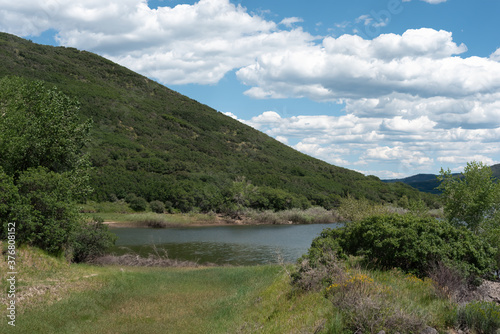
xmin=325 ymin=268 xmax=427 ymax=333
xmin=245 ymin=207 xmax=341 ymax=225
xmin=428 ymin=261 xmax=471 ymax=303
xmin=0 ymin=243 xmax=106 ymax=313
xmin=91 ymin=253 xmax=212 ymax=267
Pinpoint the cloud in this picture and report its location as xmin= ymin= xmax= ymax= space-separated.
xmin=237 ymin=28 xmax=500 ymax=104
xmin=0 ymin=0 xmax=315 ymax=84
xmin=234 ymin=28 xmax=500 ymax=175
xmin=420 ymin=0 xmax=447 ymax=3
xmin=356 ymin=14 xmax=388 ymax=28
xmin=491 ymin=48 xmax=500 ymax=62
xmin=234 ymin=109 xmax=500 ymax=176
xmin=402 ymin=0 xmax=447 ymax=3
xmin=381 ymin=116 xmax=437 ymax=133
xmin=1 ymin=0 xmax=498 ymax=177
xmin=280 ymin=17 xmax=303 ymax=28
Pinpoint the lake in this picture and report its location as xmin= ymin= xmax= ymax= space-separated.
xmin=110 ymin=223 xmax=339 ymax=265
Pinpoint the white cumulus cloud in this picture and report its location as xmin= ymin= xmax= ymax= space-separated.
xmin=1 ymin=0 xmax=498 ymax=177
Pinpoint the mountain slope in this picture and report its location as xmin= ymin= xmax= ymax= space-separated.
xmin=0 ymin=32 xmax=436 ymax=211
xmin=383 ymin=174 xmax=442 ymax=194
xmin=383 ymin=164 xmax=500 ymax=194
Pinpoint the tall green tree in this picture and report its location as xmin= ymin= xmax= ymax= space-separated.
xmin=438 ymin=161 xmax=500 ymax=275
xmin=0 ymin=76 xmax=92 ymax=177
xmin=0 ymin=76 xmax=114 ymax=258
xmin=438 ymin=161 xmax=500 ymax=233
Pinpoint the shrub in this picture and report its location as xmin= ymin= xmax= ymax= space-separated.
xmin=150 ymin=200 xmax=165 ymax=214
xmin=427 ymin=261 xmax=470 ymax=303
xmin=11 ymin=167 xmax=82 ymax=255
xmin=336 ymin=195 xmax=392 ymax=222
xmin=129 ymin=196 xmax=148 ymax=212
xmin=308 ymin=214 xmax=496 ymax=279
xmin=292 ymin=251 xmax=345 ymax=292
xmin=457 ymin=301 xmax=500 ymax=334
xmin=70 ymin=217 xmax=117 ymax=263
xmin=137 ymin=213 xmax=168 ymax=228
xmin=164 ymin=200 xmax=173 ymax=212
xmin=124 ymin=193 xmax=138 ymax=204
xmin=323 ymin=268 xmax=426 ymax=333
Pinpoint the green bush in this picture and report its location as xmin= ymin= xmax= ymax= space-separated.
xmin=12 ymin=167 xmax=82 ymax=255
xmin=129 ymin=196 xmax=148 ymax=212
xmin=70 ymin=217 xmax=117 ymax=262
xmin=308 ymin=214 xmax=496 ymax=279
xmin=124 ymin=193 xmax=138 ymax=204
xmin=150 ymin=200 xmax=165 ymax=214
xmin=457 ymin=301 xmax=500 ymax=334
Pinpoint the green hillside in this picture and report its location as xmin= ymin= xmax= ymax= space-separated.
xmin=0 ymin=32 xmax=436 ymax=211
xmin=383 ymin=164 xmax=500 ymax=195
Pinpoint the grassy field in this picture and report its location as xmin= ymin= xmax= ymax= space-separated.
xmin=0 ymin=246 xmax=288 ymax=334
xmin=2 ymin=246 xmax=496 ymax=334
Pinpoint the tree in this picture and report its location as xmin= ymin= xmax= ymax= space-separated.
xmin=13 ymin=167 xmax=82 ymax=254
xmin=0 ymin=76 xmax=113 ymax=259
xmin=438 ymin=161 xmax=500 ymax=233
xmin=438 ymin=161 xmax=500 ymax=276
xmin=0 ymin=76 xmax=92 ymax=177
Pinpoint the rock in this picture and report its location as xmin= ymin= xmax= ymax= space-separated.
xmin=479 ymin=280 xmax=500 ymax=304
xmin=377 ymin=331 xmax=386 ymax=334
xmin=420 ymin=327 xmax=438 ymax=334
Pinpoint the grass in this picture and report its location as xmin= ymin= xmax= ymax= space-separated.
xmin=81 ymin=199 xmax=441 ymax=228
xmin=237 ymin=269 xmax=332 ymax=333
xmin=81 ymin=200 xmax=218 ymax=227
xmin=11 ymin=266 xmax=279 ymax=334
xmin=0 ymin=245 xmax=282 ymax=334
xmin=3 ymin=245 xmax=496 ymax=333
xmin=84 ymin=212 xmax=219 ymax=227
xmin=292 ymin=254 xmax=460 ymax=333
xmin=243 ymin=207 xmax=341 ymax=225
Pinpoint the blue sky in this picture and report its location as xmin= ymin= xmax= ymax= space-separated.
xmin=1 ymin=0 xmax=500 ymax=178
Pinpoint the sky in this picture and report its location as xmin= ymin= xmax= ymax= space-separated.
xmin=1 ymin=0 xmax=500 ymax=178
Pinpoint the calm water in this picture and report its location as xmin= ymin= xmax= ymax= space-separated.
xmin=110 ymin=223 xmax=339 ymax=265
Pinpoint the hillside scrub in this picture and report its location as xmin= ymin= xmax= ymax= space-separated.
xmin=0 ymin=33 xmax=440 ymax=214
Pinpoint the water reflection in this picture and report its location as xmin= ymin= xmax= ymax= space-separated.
xmin=110 ymin=223 xmax=339 ymax=266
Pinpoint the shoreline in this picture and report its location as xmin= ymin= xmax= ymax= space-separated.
xmin=102 ymin=219 xmax=328 ymax=228
xmin=99 ymin=211 xmax=343 ymax=228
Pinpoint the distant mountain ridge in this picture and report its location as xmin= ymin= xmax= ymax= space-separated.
xmin=0 ymin=32 xmax=437 ymax=211
xmin=383 ymin=164 xmax=500 ymax=194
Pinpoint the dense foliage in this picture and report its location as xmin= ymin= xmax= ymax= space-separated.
xmin=438 ymin=161 xmax=500 ymax=275
xmin=0 ymin=76 xmax=92 ymax=177
xmin=0 ymin=76 xmax=115 ymax=259
xmin=305 ymin=214 xmax=496 ymax=279
xmin=0 ymin=32 xmax=439 ymax=212
xmin=70 ymin=217 xmax=117 ymax=262
xmin=438 ymin=161 xmax=500 ymax=233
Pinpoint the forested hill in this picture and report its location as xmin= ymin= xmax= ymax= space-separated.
xmin=383 ymin=164 xmax=500 ymax=195
xmin=0 ymin=32 xmax=436 ymax=211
